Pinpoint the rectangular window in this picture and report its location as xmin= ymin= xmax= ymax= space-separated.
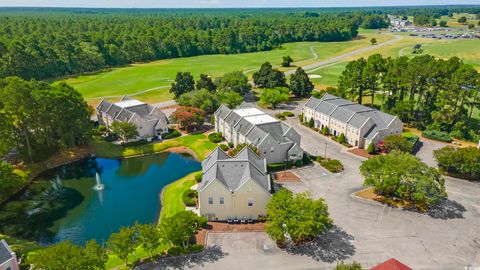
xmin=219 ymin=197 xmax=224 ymax=204
xmin=248 ymin=198 xmax=254 ymax=207
xmin=208 ymin=197 xmax=213 ymax=204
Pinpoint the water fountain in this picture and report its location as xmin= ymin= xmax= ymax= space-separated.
xmin=93 ymin=172 xmax=105 ymax=191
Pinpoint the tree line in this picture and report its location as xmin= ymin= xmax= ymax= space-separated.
xmin=0 ymin=77 xmax=92 ymax=162
xmin=337 ymin=54 xmax=480 ymax=142
xmin=0 ymin=11 xmax=359 ymax=80
xmin=26 ymin=210 xmax=206 ymax=269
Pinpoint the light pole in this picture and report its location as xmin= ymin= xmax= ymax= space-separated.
xmin=324 ymin=142 xmax=327 ymax=159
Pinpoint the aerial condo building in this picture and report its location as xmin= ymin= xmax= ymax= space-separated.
xmin=302 ymin=94 xmax=403 ymax=149
xmin=214 ymin=105 xmax=303 ymax=164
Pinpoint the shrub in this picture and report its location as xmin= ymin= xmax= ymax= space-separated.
xmin=275 ymin=113 xmax=287 ymax=120
xmin=163 ymin=129 xmax=181 ymax=139
xmin=334 ymin=261 xmax=363 ymax=270
xmin=283 ymin=111 xmax=294 ymax=117
xmin=208 ymin=132 xmax=224 ymax=143
xmin=228 ymin=142 xmax=234 ymax=148
xmin=219 ymin=144 xmax=229 ymax=151
xmin=422 ymin=130 xmax=452 ymax=143
xmin=182 ymin=189 xmax=198 ymax=207
xmin=321 ymin=126 xmax=330 ymax=135
xmin=298 ymin=113 xmax=304 ymax=122
xmin=366 ymin=142 xmax=375 ymax=154
xmin=320 ymin=159 xmax=344 ymax=173
xmin=433 ymin=146 xmax=480 ymax=181
xmin=194 ymin=172 xmax=202 ymax=183
xmin=308 ymin=118 xmax=314 ymax=128
xmin=337 ymin=133 xmax=346 ymax=144
xmin=167 ymin=246 xmax=183 ymax=256
xmin=402 ymin=132 xmax=419 ymax=147
xmin=210 ymin=116 xmax=215 ymax=125
xmin=184 ymin=244 xmax=204 ymax=253
xmin=295 ymin=159 xmax=303 ymax=167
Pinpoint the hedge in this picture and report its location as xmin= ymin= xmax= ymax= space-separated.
xmin=422 ymin=130 xmax=452 ymax=143
xmin=163 ymin=129 xmax=181 ymax=139
xmin=283 ymin=111 xmax=294 ymax=117
xmin=320 ymin=159 xmax=344 ymax=173
xmin=267 ymin=162 xmax=293 ymax=172
xmin=208 ymin=132 xmax=224 ymax=143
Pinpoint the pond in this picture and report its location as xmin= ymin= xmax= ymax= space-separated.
xmin=0 ymin=152 xmax=201 ymax=245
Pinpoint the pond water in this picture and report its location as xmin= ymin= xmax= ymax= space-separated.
xmin=0 ymin=152 xmax=201 ymax=245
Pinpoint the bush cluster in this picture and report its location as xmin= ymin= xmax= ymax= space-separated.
xmin=167 ymin=244 xmax=204 ymax=256
xmin=208 ymin=132 xmax=224 ymax=143
xmin=422 ymin=130 xmax=453 ymax=143
xmin=182 ymin=189 xmax=198 ymax=207
xmin=194 ymin=172 xmax=203 ymax=183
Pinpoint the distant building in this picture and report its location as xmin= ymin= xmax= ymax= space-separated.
xmin=370 ymin=258 xmax=412 ymax=270
xmin=0 ymin=239 xmax=19 ymax=270
xmin=214 ymin=105 xmax=303 ymax=164
xmin=198 ymin=147 xmax=271 ymax=221
xmin=96 ymin=97 xmax=169 ymax=141
xmin=389 ymin=15 xmax=413 ymax=27
xmin=302 ymin=94 xmax=403 ymax=149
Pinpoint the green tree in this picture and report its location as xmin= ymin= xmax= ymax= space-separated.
xmin=289 ymin=67 xmax=314 ymax=97
xmin=111 ymin=121 xmax=139 ymax=142
xmin=159 ymin=211 xmax=206 ymax=249
xmin=217 ymin=89 xmax=244 ymax=109
xmin=281 ymin=56 xmax=293 ymax=67
xmin=334 ymin=261 xmax=363 ymax=270
xmin=107 ymin=226 xmax=139 ymax=266
xmin=370 ymin=38 xmax=377 ymax=45
xmin=439 ymin=20 xmax=448 ymax=27
xmin=433 ymin=146 xmax=480 ymax=180
xmin=360 ymin=151 xmax=447 ymax=210
xmin=458 ymin=16 xmax=467 ymax=23
xmin=135 ymin=223 xmax=163 ymax=259
xmin=170 ymin=72 xmax=195 ymax=98
xmin=176 ymin=88 xmax=219 ymax=113
xmin=321 ymin=126 xmax=330 ymax=135
xmin=196 ymin=74 xmax=216 ymax=91
xmin=468 ymin=23 xmax=475 ymax=29
xmin=27 ymin=240 xmax=107 ymax=270
xmin=381 ymin=134 xmax=412 ymax=153
xmin=260 ymin=87 xmax=289 ymax=108
xmin=0 ymin=161 xmax=28 ymax=202
xmin=339 ymin=58 xmax=367 ymax=104
xmin=253 ymin=62 xmax=287 ymax=88
xmin=215 ymin=71 xmax=252 ymax=96
xmin=171 ymin=106 xmax=206 ymax=131
xmin=266 ymin=189 xmax=333 ymax=244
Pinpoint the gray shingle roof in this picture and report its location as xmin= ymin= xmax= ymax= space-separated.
xmin=257 ymin=123 xmax=290 ymax=144
xmin=0 ymin=239 xmax=13 ymax=264
xmin=97 ymin=98 xmax=168 ymax=128
xmin=304 ymin=97 xmax=321 ymax=109
xmin=215 ymin=104 xmax=232 ymax=119
xmin=200 ymin=147 xmax=269 ymax=193
xmin=245 ymin=126 xmax=268 ymax=145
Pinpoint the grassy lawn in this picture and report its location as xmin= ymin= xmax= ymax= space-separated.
xmin=91 ymin=133 xmax=217 ymax=160
xmin=63 ymin=32 xmax=387 ymax=104
xmin=159 ymin=171 xmax=200 ymax=220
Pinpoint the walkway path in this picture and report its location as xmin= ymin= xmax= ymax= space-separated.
xmin=285 ymin=34 xmax=402 ymax=75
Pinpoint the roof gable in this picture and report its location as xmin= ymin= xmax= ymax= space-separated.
xmin=0 ymin=239 xmax=14 ymax=264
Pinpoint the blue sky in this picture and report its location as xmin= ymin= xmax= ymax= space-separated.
xmin=0 ymin=0 xmax=479 ymax=8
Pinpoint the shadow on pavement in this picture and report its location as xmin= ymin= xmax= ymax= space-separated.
xmin=286 ymin=225 xmax=355 ymax=263
xmin=427 ymin=199 xmax=467 ymax=220
xmin=134 ymin=245 xmax=227 ymax=270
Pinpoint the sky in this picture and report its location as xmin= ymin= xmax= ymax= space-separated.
xmin=0 ymin=0 xmax=479 ymax=8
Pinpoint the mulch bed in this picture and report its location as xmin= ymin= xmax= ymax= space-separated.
xmin=348 ymin=148 xmax=377 ymax=158
xmin=273 ymin=171 xmax=301 ymax=182
xmin=195 ymin=222 xmax=266 ymax=245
